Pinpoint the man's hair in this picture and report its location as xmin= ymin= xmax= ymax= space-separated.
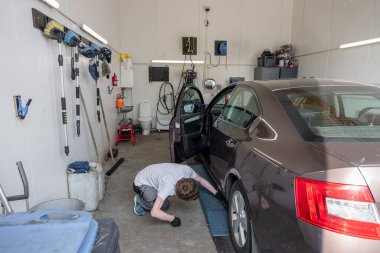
xmin=176 ymin=178 xmax=199 ymax=201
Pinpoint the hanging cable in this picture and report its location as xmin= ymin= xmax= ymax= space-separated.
xmin=156 ymin=81 xmax=175 ymax=126
xmin=207 ymin=52 xmax=221 ymax=67
xmin=203 ymin=8 xmax=210 ymax=83
xmin=225 ymin=54 xmax=228 ymax=70
xmin=175 ymin=54 xmax=187 ymax=99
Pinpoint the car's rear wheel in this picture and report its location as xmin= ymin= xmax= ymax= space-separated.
xmin=228 ymin=181 xmax=252 ymax=253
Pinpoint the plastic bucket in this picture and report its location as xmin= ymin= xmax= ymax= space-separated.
xmin=90 ymin=163 xmax=105 ymax=201
xmin=68 ymin=170 xmax=100 ymax=211
xmin=30 ymin=198 xmax=85 ymax=211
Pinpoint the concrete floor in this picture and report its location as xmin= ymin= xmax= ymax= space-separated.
xmin=94 ymin=132 xmax=217 ymax=253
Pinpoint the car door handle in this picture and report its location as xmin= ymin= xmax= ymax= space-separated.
xmin=225 ymin=139 xmax=236 ymax=149
xmin=272 ymin=183 xmax=285 ymax=192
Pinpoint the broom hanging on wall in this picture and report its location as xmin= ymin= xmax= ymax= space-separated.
xmin=43 ymin=20 xmax=70 ymax=156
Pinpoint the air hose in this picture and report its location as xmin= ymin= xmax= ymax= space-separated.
xmin=156 ymin=82 xmax=175 ymax=126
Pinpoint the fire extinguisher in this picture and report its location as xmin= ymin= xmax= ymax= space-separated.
xmin=108 ymin=73 xmax=118 ymax=94
xmin=112 ymin=73 xmax=118 ymax=86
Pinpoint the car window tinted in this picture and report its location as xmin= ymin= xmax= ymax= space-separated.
xmin=210 ymin=92 xmax=233 ymax=125
xmin=221 ymin=87 xmax=260 ymax=128
xmin=274 ymin=85 xmax=380 ymax=142
xmin=181 ymin=88 xmax=205 ymax=115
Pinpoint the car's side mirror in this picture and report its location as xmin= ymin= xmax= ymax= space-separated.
xmin=183 ymin=104 xmax=194 ymax=113
xmin=182 ymin=102 xmax=205 ymax=114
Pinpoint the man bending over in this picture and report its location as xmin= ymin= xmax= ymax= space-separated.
xmin=133 ymin=163 xmax=225 ymax=227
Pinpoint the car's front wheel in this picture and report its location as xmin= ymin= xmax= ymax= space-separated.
xmin=228 ymin=182 xmax=252 ymax=253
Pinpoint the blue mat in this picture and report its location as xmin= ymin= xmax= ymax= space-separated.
xmin=191 ymin=164 xmax=230 ymax=237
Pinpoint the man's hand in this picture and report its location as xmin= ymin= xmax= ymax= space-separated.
xmin=215 ymin=191 xmax=228 ymax=209
xmin=151 ymin=197 xmax=176 ymax=222
xmin=170 ymin=216 xmax=181 ymax=227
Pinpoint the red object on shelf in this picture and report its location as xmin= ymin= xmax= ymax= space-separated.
xmin=115 ymin=125 xmax=136 ymax=145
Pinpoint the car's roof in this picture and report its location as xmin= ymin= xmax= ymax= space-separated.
xmin=240 ymin=78 xmax=377 ymax=91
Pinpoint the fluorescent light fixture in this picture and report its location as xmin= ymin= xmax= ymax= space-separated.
xmin=41 ymin=0 xmax=59 ymax=9
xmin=340 ymin=37 xmax=380 ymax=49
xmin=81 ymin=24 xmax=108 ymax=45
xmin=152 ymin=60 xmax=204 ymax=64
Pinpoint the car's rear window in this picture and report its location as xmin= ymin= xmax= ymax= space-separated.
xmin=274 ymin=85 xmax=380 ymax=142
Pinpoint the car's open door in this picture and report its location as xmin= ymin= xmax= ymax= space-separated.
xmin=170 ymin=85 xmax=206 ymax=163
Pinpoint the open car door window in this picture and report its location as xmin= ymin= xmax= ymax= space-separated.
xmin=170 ymin=85 xmax=206 ymax=163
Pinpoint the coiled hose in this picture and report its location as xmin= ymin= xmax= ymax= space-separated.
xmin=156 ymin=82 xmax=175 ymax=127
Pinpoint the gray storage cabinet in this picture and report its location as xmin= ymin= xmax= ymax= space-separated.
xmin=280 ymin=67 xmax=298 ymax=79
xmin=254 ymin=67 xmax=280 ymax=81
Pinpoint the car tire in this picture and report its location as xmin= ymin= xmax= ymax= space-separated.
xmin=228 ymin=181 xmax=252 ymax=253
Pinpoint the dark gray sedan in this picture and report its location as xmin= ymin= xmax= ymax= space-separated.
xmin=170 ymin=79 xmax=380 ymax=253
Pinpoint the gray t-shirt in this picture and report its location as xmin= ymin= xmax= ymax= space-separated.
xmin=134 ymin=163 xmax=197 ymax=200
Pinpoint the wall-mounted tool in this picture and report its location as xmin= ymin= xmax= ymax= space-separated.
xmin=43 ymin=20 xmax=69 ymax=156
xmin=90 ymin=43 xmax=102 ymax=123
xmin=101 ymin=47 xmax=112 ymax=64
xmin=13 ymin=96 xmax=32 ymax=120
xmin=101 ymin=61 xmax=111 ymax=79
xmin=182 ymin=37 xmax=197 ymax=55
xmin=64 ymin=31 xmax=81 ymax=137
xmin=215 ymin=40 xmax=227 ymax=56
xmin=108 ymin=73 xmax=118 ymax=94
xmin=79 ymin=42 xmax=95 ymax=58
xmin=184 ymin=69 xmax=197 ymax=86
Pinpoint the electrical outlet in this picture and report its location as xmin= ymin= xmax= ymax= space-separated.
xmin=182 ymin=37 xmax=197 ymax=55
xmin=215 ymin=40 xmax=227 ymax=56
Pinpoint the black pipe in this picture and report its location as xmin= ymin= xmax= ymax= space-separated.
xmin=106 ymin=158 xmax=124 ymax=176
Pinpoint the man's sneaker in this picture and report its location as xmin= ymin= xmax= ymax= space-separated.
xmin=134 ymin=195 xmax=145 ymax=216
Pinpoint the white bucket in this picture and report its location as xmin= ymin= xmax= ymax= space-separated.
xmin=67 ymin=170 xmax=99 ymax=211
xmin=90 ymin=163 xmax=105 ymax=200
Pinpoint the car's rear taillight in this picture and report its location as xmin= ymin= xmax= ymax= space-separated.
xmin=295 ymin=177 xmax=380 ymax=240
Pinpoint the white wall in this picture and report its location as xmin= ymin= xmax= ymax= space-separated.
xmin=291 ymin=0 xmax=380 ymax=83
xmin=0 ymin=0 xmax=121 ymax=211
xmin=119 ymin=0 xmax=293 ymax=126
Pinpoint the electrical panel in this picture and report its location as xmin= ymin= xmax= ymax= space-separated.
xmin=182 ymin=37 xmax=197 ymax=55
xmin=215 ymin=40 xmax=227 ymax=56
xmin=149 ymin=66 xmax=169 ymax=82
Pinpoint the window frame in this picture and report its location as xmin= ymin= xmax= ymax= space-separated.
xmin=218 ymin=86 xmax=262 ymax=130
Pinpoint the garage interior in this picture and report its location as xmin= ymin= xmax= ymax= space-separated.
xmin=1 ymin=0 xmax=380 ymax=252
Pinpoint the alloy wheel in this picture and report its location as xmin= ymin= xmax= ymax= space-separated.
xmin=230 ymin=190 xmax=248 ymax=247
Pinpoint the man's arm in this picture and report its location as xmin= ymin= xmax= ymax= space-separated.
xmin=195 ymin=175 xmax=217 ymax=195
xmin=150 ymin=196 xmax=174 ymax=222
xmin=195 ymin=175 xmax=228 ymax=208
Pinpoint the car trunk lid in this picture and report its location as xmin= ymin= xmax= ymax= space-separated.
xmin=309 ymin=142 xmax=380 ymax=201
xmin=358 ymin=166 xmax=380 ymax=202
xmin=308 ymin=142 xmax=380 ymax=166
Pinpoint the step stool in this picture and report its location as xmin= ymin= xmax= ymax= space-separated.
xmin=115 ymin=126 xmax=136 ymax=145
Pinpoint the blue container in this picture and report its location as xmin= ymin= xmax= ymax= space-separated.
xmin=0 ymin=210 xmax=98 ymax=253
